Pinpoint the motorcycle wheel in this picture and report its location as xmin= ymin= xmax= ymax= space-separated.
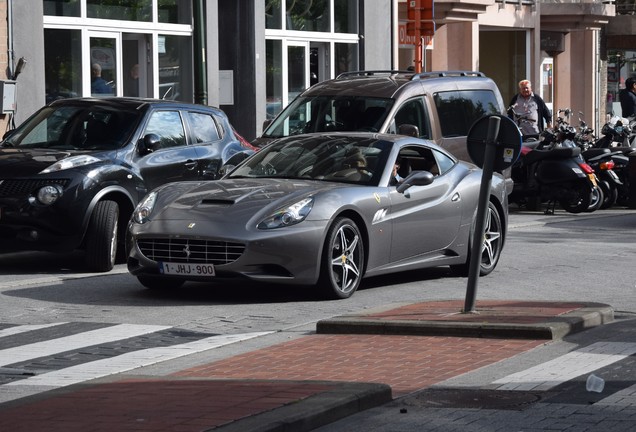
xmin=558 ymin=182 xmax=592 ymax=213
xmin=585 ymin=185 xmax=604 ymax=212
xmin=599 ymin=180 xmax=618 ymax=209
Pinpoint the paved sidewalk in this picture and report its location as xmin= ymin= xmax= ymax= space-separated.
xmin=0 ymin=300 xmax=617 ymax=432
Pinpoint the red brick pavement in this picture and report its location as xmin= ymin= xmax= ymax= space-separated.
xmin=176 ymin=334 xmax=544 ymax=397
xmin=0 ymin=380 xmax=335 ymax=432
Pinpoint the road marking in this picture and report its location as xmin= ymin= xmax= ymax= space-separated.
xmin=493 ymin=342 xmax=636 ymax=391
xmin=0 ymin=332 xmax=271 ymax=403
xmin=0 ymin=324 xmax=171 ymax=367
xmin=0 ymin=323 xmax=68 ymax=338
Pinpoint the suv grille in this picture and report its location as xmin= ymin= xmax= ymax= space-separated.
xmin=0 ymin=179 xmax=70 ymax=198
xmin=137 ymin=238 xmax=245 ymax=265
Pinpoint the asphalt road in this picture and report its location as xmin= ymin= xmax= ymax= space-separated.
xmin=0 ymin=206 xmax=635 ymax=380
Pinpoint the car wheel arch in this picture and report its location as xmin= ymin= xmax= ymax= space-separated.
xmin=81 ymin=186 xmax=136 ymax=244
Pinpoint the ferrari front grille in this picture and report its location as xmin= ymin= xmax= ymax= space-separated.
xmin=137 ymin=238 xmax=245 ymax=265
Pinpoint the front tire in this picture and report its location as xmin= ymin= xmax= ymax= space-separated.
xmin=85 ymin=200 xmax=118 ymax=272
xmin=317 ymin=217 xmax=365 ymax=299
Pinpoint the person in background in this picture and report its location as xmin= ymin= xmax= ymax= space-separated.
xmin=124 ymin=63 xmax=140 ymax=97
xmin=507 ymin=79 xmax=552 ymax=137
xmin=91 ymin=63 xmax=112 ymax=95
xmin=619 ymin=77 xmax=636 ymax=118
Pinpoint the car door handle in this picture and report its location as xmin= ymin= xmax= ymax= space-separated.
xmin=184 ymin=160 xmax=198 ymax=170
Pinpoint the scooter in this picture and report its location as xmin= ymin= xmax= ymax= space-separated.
xmin=510 ymin=126 xmax=598 ymax=214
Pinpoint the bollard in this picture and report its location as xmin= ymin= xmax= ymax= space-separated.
xmin=628 ymin=151 xmax=636 ymax=209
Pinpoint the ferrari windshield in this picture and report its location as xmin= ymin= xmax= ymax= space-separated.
xmin=229 ymin=134 xmax=392 ymax=185
xmin=263 ymin=96 xmax=394 ymax=138
xmin=3 ymin=104 xmax=140 ymax=150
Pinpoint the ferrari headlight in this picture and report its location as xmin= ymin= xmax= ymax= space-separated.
xmin=133 ymin=191 xmax=157 ymax=224
xmin=258 ymin=197 xmax=314 ymax=230
xmin=40 ymin=155 xmax=101 ymax=174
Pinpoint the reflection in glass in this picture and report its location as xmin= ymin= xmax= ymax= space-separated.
xmin=87 ymin=0 xmax=152 ymax=21
xmin=90 ymin=37 xmax=117 ymax=97
xmin=288 ymin=46 xmax=307 ymax=102
xmin=286 ymin=0 xmax=330 ymax=32
xmin=334 ymin=0 xmax=358 ymax=34
xmin=45 ymin=29 xmax=82 ymax=103
xmin=159 ymin=34 xmax=193 ymax=102
xmin=266 ymin=40 xmax=283 ymax=119
xmin=44 ymin=0 xmax=80 ymax=17
xmin=158 ymin=0 xmax=191 ymax=24
xmin=266 ymin=0 xmax=282 ymax=29
xmin=335 ymin=43 xmax=358 ymax=76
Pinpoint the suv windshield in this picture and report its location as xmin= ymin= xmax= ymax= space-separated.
xmin=3 ymin=105 xmax=140 ymax=150
xmin=263 ymin=96 xmax=394 ymax=138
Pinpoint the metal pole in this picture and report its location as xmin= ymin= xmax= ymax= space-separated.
xmin=193 ymin=0 xmax=207 ymax=105
xmin=464 ymin=116 xmax=500 ymax=313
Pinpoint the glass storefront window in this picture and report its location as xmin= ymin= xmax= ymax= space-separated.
xmin=90 ymin=37 xmax=117 ymax=97
xmin=87 ymin=0 xmax=152 ymax=21
xmin=44 ymin=0 xmax=80 ymax=17
xmin=44 ymin=29 xmax=83 ymax=104
xmin=334 ymin=0 xmax=357 ymax=34
xmin=266 ymin=40 xmax=284 ymax=119
xmin=266 ymin=0 xmax=283 ymax=29
xmin=158 ymin=0 xmax=191 ymax=24
xmin=286 ymin=0 xmax=330 ymax=32
xmin=335 ymin=42 xmax=358 ymax=76
xmin=158 ymin=35 xmax=193 ymax=101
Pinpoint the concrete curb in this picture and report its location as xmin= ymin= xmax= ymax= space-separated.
xmin=316 ymin=303 xmax=615 ymax=340
xmin=213 ymin=381 xmax=392 ymax=432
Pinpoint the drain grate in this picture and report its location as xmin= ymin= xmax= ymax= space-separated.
xmin=403 ymin=388 xmax=550 ymax=411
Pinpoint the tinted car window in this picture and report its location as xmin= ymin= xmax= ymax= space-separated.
xmin=4 ymin=105 xmax=139 ymax=150
xmin=144 ymin=110 xmax=186 ymax=149
xmin=186 ymin=112 xmax=221 ymax=143
xmin=434 ymin=90 xmax=501 ymax=138
xmin=390 ymin=98 xmax=431 ymax=139
xmin=264 ymin=96 xmax=394 ymax=137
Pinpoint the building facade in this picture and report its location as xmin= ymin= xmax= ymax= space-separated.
xmin=0 ymin=0 xmax=623 ymax=140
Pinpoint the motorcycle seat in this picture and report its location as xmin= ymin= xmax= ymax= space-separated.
xmin=582 ymin=148 xmax=611 ymax=159
xmin=524 ymin=146 xmax=581 ymax=165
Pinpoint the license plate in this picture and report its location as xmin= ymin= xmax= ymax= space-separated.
xmin=159 ymin=262 xmax=215 ymax=276
xmin=588 ymin=174 xmax=598 ymax=187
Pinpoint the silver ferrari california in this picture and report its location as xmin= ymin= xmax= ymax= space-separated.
xmin=126 ymin=133 xmax=509 ymax=299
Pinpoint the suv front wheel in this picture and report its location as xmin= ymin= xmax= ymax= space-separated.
xmin=85 ymin=200 xmax=119 ymax=272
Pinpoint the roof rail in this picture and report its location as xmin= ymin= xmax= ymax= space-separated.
xmin=336 ymin=70 xmax=411 ymax=79
xmin=410 ymin=71 xmax=485 ymax=81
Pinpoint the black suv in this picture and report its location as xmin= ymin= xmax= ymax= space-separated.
xmin=0 ymin=98 xmax=255 ymax=271
xmin=254 ymin=70 xmax=506 ymax=165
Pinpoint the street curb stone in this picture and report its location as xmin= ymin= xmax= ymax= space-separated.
xmin=316 ymin=301 xmax=615 ymax=340
xmin=212 ymin=381 xmax=392 ymax=432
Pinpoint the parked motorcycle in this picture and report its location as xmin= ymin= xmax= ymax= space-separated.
xmin=509 ymin=129 xmax=598 ymax=214
xmin=591 ymin=115 xmax=636 ymax=206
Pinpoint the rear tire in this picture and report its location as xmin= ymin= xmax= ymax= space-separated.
xmin=559 ymin=182 xmax=592 ymax=214
xmin=586 ymin=185 xmax=604 ymax=212
xmin=85 ymin=200 xmax=118 ymax=272
xmin=316 ymin=217 xmax=365 ymax=299
xmin=599 ymin=180 xmax=618 ymax=209
xmin=450 ymin=201 xmax=503 ymax=277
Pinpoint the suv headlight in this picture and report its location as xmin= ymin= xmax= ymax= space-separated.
xmin=133 ymin=191 xmax=157 ymax=224
xmin=40 ymin=155 xmax=101 ymax=174
xmin=29 ymin=184 xmax=64 ymax=206
xmin=258 ymin=197 xmax=314 ymax=230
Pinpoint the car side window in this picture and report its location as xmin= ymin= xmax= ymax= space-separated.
xmin=390 ymin=98 xmax=431 ymax=139
xmin=431 ymin=149 xmax=456 ymax=175
xmin=144 ymin=110 xmax=186 ymax=149
xmin=186 ymin=112 xmax=221 ymax=143
xmin=395 ymin=145 xmax=441 ymax=180
xmin=434 ymin=90 xmax=501 ymax=138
